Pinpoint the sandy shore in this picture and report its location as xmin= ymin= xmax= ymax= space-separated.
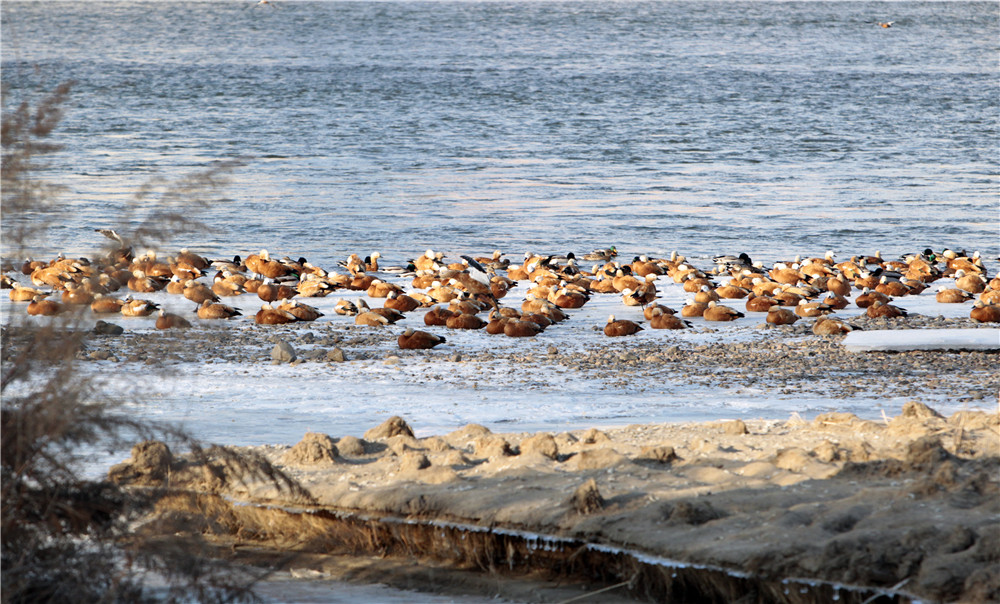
xmin=113 ymin=401 xmax=999 ymax=603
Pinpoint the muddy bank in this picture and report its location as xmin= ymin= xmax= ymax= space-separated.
xmin=5 ymin=311 xmax=998 ymax=407
xmin=113 ymin=403 xmax=1000 ymax=603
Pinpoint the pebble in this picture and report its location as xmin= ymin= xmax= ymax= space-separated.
xmin=271 ymin=340 xmax=296 ymax=364
xmin=327 ymin=347 xmax=346 ymax=363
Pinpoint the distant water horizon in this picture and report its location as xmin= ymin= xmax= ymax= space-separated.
xmin=2 ymin=0 xmax=998 ymax=268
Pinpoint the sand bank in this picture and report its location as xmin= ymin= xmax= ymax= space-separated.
xmin=112 ymin=402 xmax=999 ymax=603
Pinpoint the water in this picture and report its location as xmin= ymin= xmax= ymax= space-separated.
xmin=2 ymin=1 xmax=997 ymax=267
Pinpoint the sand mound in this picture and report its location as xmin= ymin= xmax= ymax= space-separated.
xmin=280 ymin=432 xmax=339 ymax=466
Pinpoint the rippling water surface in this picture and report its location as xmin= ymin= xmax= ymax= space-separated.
xmin=2 ymin=0 xmax=997 ymax=266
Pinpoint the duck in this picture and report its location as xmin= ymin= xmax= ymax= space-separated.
xmin=358 ymin=300 xmax=404 ymax=324
xmin=255 ymin=303 xmax=298 ymax=325
xmin=520 ymin=313 xmax=554 ymax=329
xmin=397 ymin=327 xmax=446 ymax=349
xmin=824 ymin=276 xmax=852 ymax=297
xmin=771 ymin=288 xmax=805 ymax=307
xmin=121 ymin=296 xmax=159 ymax=317
xmin=583 ymin=246 xmax=617 ymax=261
xmin=855 ymin=288 xmax=891 ymax=309
xmin=9 ymin=284 xmax=50 ymax=302
xmin=504 ymin=317 xmax=544 ymax=337
xmin=611 ymin=267 xmax=642 ymax=292
xmin=604 ymin=314 xmax=643 ymax=337
xmin=91 ymin=294 xmax=125 ymax=314
xmin=126 ymin=269 xmax=167 ymax=293
xmin=812 ymin=317 xmax=854 ymax=336
xmin=413 ymin=249 xmax=444 ymax=272
xmin=715 ymin=284 xmax=749 ymax=299
xmin=703 ymin=301 xmax=744 ymax=322
xmin=648 ymin=308 xmax=690 ymax=330
xmin=183 ymin=280 xmax=220 ymax=305
xmin=213 ymin=274 xmax=246 ymax=297
xmin=423 ymin=305 xmax=455 ymax=326
xmin=935 ymin=287 xmax=973 ymax=304
xmin=769 ymin=263 xmax=801 ymax=285
xmin=445 ymin=313 xmax=487 ymax=330
xmin=384 ymin=291 xmax=421 ymax=313
xmin=549 ymin=286 xmax=589 ymax=309
xmin=794 ymin=300 xmax=835 ymax=318
xmin=969 ymin=301 xmax=1000 ymax=323
xmin=745 ymin=294 xmax=779 ymax=313
xmin=245 ymin=250 xmax=293 ymax=279
xmin=277 ymin=299 xmax=323 ymax=321
xmin=256 ymin=278 xmax=296 ymax=302
xmin=486 ymin=311 xmax=510 ymax=335
xmin=821 ymin=293 xmax=850 ymax=310
xmin=694 ymin=285 xmax=720 ymax=304
xmin=866 ymin=300 xmax=908 ymax=319
xmin=680 ymin=300 xmax=708 ymax=318
xmin=766 ymin=308 xmax=799 ymax=325
xmin=367 ymin=278 xmax=403 ymax=298
xmin=155 ymin=310 xmax=192 ymax=330
xmin=874 ymin=276 xmax=912 ymax=297
xmin=196 ymin=300 xmax=242 ymax=320
xmin=61 ymin=282 xmax=94 ymax=305
xmin=448 ymin=295 xmax=485 ymax=316
xmin=643 ymin=303 xmax=676 ymax=320
xmin=27 ymin=296 xmax=67 ymax=316
xmin=333 ymin=298 xmax=359 ymax=316
xmin=165 ymin=275 xmax=187 ymax=295
xmin=355 ymin=310 xmax=390 ymax=326
xmin=954 ymin=270 xmax=986 ymax=294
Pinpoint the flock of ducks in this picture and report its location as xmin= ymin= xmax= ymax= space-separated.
xmin=4 ymin=240 xmax=999 ymax=351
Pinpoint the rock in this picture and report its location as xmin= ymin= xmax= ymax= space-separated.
xmin=399 ymin=451 xmax=431 ymax=472
xmin=473 ymin=435 xmax=515 ymax=459
xmin=773 ymin=447 xmax=813 ymax=472
xmin=384 ymin=355 xmax=400 ymax=366
xmin=364 ymin=416 xmax=415 ymax=441
xmin=547 ymin=345 xmax=559 ymax=356
xmin=93 ymin=320 xmax=124 ymax=336
xmin=88 ymin=350 xmax=113 ymax=361
xmin=568 ymin=478 xmax=605 ymax=514
xmin=901 ymin=401 xmax=944 ymax=420
xmin=572 ymin=448 xmax=628 ymax=470
xmin=664 ymin=500 xmax=724 ymax=525
xmin=722 ymin=419 xmax=748 ymax=435
xmin=271 ymin=340 xmax=296 ymax=363
xmin=107 ymin=440 xmax=172 ymax=485
xmin=280 ymin=432 xmax=339 ymax=465
xmin=447 ymin=423 xmax=492 ymax=442
xmin=813 ymin=440 xmax=840 ymax=463
xmin=636 ymin=445 xmax=677 ymax=464
xmin=520 ymin=433 xmax=559 ymax=459
xmin=336 ymin=435 xmax=367 ymax=456
xmin=326 ymin=347 xmax=346 ymax=362
xmin=580 ymin=428 xmax=611 ymax=444
xmin=450 ymin=353 xmax=462 ymax=362
xmin=422 ymin=436 xmax=452 ymax=452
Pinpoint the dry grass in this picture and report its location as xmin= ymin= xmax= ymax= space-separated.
xmin=1 ymin=82 xmax=309 ymax=603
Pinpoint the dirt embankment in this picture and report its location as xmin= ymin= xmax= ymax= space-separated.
xmin=111 ymin=401 xmax=1000 ymax=603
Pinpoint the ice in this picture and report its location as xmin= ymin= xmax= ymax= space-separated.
xmin=843 ymin=329 xmax=1000 ymax=352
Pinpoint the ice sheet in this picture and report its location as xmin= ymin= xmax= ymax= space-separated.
xmin=843 ymin=329 xmax=1000 ymax=352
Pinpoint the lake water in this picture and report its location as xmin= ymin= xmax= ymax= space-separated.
xmin=2 ymin=0 xmax=997 ymax=267
xmin=3 ymin=2 xmax=998 ymax=602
